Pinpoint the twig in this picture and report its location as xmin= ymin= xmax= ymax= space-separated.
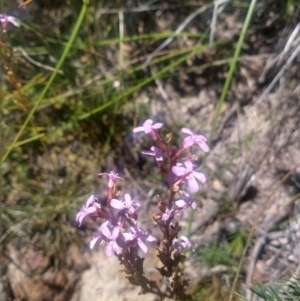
xmin=149 ymin=66 xmax=179 ymax=127
xmin=15 ymin=47 xmax=63 ymax=74
xmin=245 ymin=207 xmax=292 ymax=300
xmin=257 ymin=40 xmax=300 ymax=103
xmin=209 ymin=0 xmax=229 ymax=48
xmin=142 ymin=3 xmax=213 ymax=68
xmin=284 ymin=23 xmax=300 ymax=52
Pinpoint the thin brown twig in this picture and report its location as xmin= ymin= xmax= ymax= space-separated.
xmin=228 ymin=162 xmax=300 ymax=301
xmin=245 ymin=205 xmax=292 ymax=300
xmin=142 ymin=3 xmax=213 ymax=68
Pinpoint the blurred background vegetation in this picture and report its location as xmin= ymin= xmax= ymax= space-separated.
xmin=1 ymin=0 xmax=300 ymax=300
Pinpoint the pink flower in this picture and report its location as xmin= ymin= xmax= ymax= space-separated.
xmin=0 ymin=14 xmax=19 ymax=27
xmin=175 ymin=192 xmax=198 ymax=210
xmin=98 ymin=170 xmax=124 ymax=188
xmin=110 ymin=193 xmax=140 ymax=214
xmin=123 ymin=226 xmax=157 ymax=254
xmin=90 ymin=221 xmax=121 ymax=256
xmin=172 ymin=159 xmax=206 ymax=192
xmin=133 ymin=119 xmax=163 ymax=135
xmin=76 ymin=195 xmax=98 ymax=226
xmin=178 ymin=235 xmax=195 ymax=251
xmin=181 ymin=128 xmax=209 ymax=152
xmin=172 ymin=236 xmax=195 ymax=252
xmin=161 ymin=208 xmax=175 ymax=221
xmin=142 ymin=146 xmax=164 ymax=166
xmin=90 ymin=228 xmax=105 ymax=249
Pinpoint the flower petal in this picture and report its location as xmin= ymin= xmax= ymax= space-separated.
xmin=123 ymin=233 xmax=135 ymax=241
xmin=193 ymin=171 xmax=206 ymax=183
xmin=8 ymin=17 xmax=19 ymax=27
xmin=111 ymin=226 xmax=120 ymax=240
xmin=146 ymin=234 xmax=157 ymax=243
xmin=187 ymin=177 xmax=199 ymax=192
xmin=86 ymin=206 xmax=97 ymax=215
xmin=137 ymin=238 xmax=148 ymax=253
xmin=76 ymin=212 xmax=85 ymax=226
xmin=172 ymin=166 xmax=186 ymax=176
xmin=112 ymin=242 xmax=122 ymax=255
xmin=133 ymin=126 xmax=145 ymax=133
xmin=131 ymin=201 xmax=140 ymax=207
xmin=90 ymin=235 xmax=101 ymax=249
xmin=175 ymin=199 xmax=186 ymax=208
xmin=196 ymin=141 xmax=209 ymax=152
xmin=183 ymin=159 xmax=193 ymax=171
xmin=124 ymin=194 xmax=132 ymax=207
xmin=180 ymin=236 xmax=189 ymax=244
xmin=182 ymin=136 xmax=194 ymax=148
xmin=110 ymin=198 xmax=125 ymax=209
xmin=181 ymin=128 xmax=193 ymax=135
xmin=86 ymin=195 xmax=95 ymax=207
xmin=152 ymin=123 xmax=163 ymax=129
xmin=100 ymin=221 xmax=111 ymax=238
xmin=142 ymin=150 xmax=155 ymax=156
xmin=105 ymin=242 xmax=113 ymax=256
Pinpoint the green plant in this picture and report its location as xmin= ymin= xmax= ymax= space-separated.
xmin=239 ymin=276 xmax=300 ymax=301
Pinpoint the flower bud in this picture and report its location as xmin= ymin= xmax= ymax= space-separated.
xmin=152 ymin=213 xmax=162 ymax=223
xmin=156 ymin=195 xmax=166 ymax=212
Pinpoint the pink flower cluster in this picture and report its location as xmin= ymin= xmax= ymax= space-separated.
xmin=135 ymin=119 xmax=209 ymax=193
xmin=76 ymin=171 xmax=156 ymax=257
xmin=75 ymin=119 xmax=209 ymax=298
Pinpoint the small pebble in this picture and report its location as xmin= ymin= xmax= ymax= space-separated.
xmin=269 ymin=240 xmax=281 ymax=248
xmin=288 ymin=254 xmax=296 ymax=263
xmin=278 ymin=237 xmax=289 ymax=246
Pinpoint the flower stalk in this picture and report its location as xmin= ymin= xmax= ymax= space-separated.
xmin=76 ymin=119 xmax=209 ymax=299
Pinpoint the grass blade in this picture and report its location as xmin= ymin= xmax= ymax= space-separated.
xmin=209 ymin=0 xmax=258 ymax=145
xmin=0 ymin=1 xmax=89 ymax=165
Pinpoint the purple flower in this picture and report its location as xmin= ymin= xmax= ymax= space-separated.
xmin=161 ymin=208 xmax=175 ymax=221
xmin=98 ymin=170 xmax=124 ymax=188
xmin=172 ymin=236 xmax=195 ymax=252
xmin=133 ymin=119 xmax=163 ymax=135
xmin=172 ymin=159 xmax=206 ymax=193
xmin=181 ymin=128 xmax=209 ymax=152
xmin=178 ymin=235 xmax=194 ymax=251
xmin=142 ymin=146 xmax=164 ymax=166
xmin=0 ymin=14 xmax=19 ymax=27
xmin=123 ymin=226 xmax=157 ymax=254
xmin=90 ymin=228 xmax=105 ymax=249
xmin=110 ymin=193 xmax=140 ymax=214
xmin=90 ymin=221 xmax=121 ymax=256
xmin=76 ymin=195 xmax=98 ymax=226
xmin=175 ymin=192 xmax=198 ymax=210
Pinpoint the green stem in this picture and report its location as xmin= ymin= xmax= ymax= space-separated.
xmin=226 ymin=3 xmax=258 ymax=300
xmin=208 ymin=0 xmax=258 ymax=145
xmin=0 ymin=1 xmax=88 ymax=165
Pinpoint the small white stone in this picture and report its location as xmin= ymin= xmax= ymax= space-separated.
xmin=288 ymin=254 xmax=296 ymax=262
xmin=278 ymin=237 xmax=289 ymax=246
xmin=269 ymin=240 xmax=281 ymax=247
xmin=113 ymin=80 xmax=120 ymax=88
